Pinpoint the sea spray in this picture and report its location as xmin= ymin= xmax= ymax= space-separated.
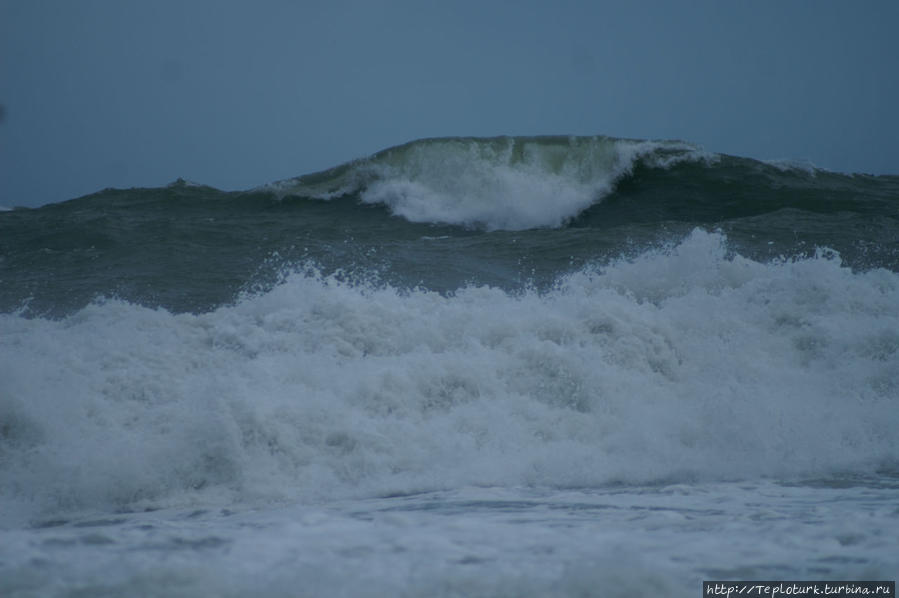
xmin=2 ymin=136 xmax=898 ymax=596
xmin=266 ymin=135 xmax=711 ymax=229
xmin=2 ymin=230 xmax=896 ymax=523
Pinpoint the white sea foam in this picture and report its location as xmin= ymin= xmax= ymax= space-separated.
xmin=9 ymin=482 xmax=896 ymax=598
xmin=1 ymin=230 xmax=897 ymax=523
xmin=268 ymin=136 xmax=712 ymax=230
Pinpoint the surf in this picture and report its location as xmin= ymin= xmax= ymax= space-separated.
xmin=2 ymin=230 xmax=897 ymax=523
xmin=264 ymin=135 xmax=713 ymax=230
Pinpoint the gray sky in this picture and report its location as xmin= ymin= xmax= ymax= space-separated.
xmin=2 ymin=0 xmax=898 ymax=208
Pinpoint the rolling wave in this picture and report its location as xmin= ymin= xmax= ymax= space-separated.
xmin=2 ymin=134 xmax=896 ymax=317
xmin=2 ymin=230 xmax=897 ymax=522
xmin=263 ymin=135 xmax=898 ymax=231
xmin=265 ymin=136 xmax=713 ymax=229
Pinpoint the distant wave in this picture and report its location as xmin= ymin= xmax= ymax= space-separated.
xmin=264 ymin=136 xmax=716 ymax=230
xmin=3 ymin=133 xmax=896 ymax=316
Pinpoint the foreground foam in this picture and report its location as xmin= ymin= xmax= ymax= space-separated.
xmin=1 ymin=230 xmax=897 ymax=522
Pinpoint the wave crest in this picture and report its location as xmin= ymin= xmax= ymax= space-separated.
xmin=267 ymin=136 xmax=711 ymax=230
xmin=2 ymin=230 xmax=897 ymax=521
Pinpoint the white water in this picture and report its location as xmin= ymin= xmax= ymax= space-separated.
xmin=2 ymin=230 xmax=898 ymax=596
xmin=2 ymin=230 xmax=896 ymax=518
xmin=268 ymin=136 xmax=713 ymax=229
xmin=2 ymin=482 xmax=897 ymax=598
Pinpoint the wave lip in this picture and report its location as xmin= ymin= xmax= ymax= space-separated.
xmin=267 ymin=135 xmax=712 ymax=230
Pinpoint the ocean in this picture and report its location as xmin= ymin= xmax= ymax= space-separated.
xmin=1 ymin=135 xmax=897 ymax=597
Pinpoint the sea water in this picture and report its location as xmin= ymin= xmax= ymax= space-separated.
xmin=1 ymin=136 xmax=897 ymax=596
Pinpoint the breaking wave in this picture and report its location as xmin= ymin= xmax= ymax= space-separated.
xmin=265 ymin=135 xmax=713 ymax=229
xmin=2 ymin=230 xmax=897 ymax=522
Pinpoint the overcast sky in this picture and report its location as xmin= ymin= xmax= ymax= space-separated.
xmin=2 ymin=0 xmax=898 ymax=207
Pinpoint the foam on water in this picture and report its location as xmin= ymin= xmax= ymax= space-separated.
xmin=267 ymin=136 xmax=711 ymax=230
xmin=13 ymin=482 xmax=898 ymax=598
xmin=1 ymin=230 xmax=897 ymax=524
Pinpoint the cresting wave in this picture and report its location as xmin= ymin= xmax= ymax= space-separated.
xmin=2 ymin=230 xmax=897 ymax=523
xmin=265 ymin=136 xmax=713 ymax=230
